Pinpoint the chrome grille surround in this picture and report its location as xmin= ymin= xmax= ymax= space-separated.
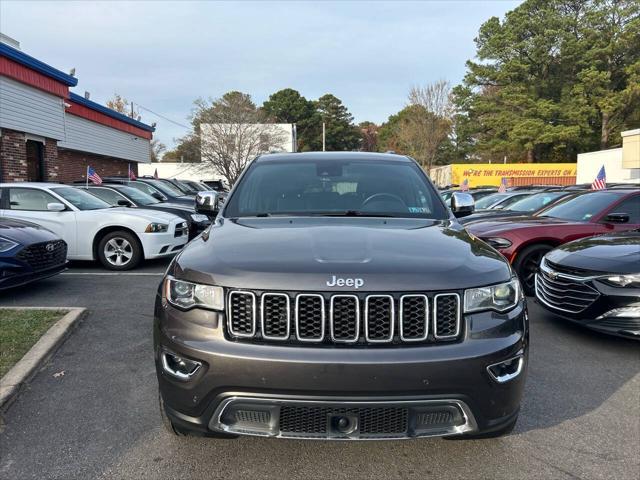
xmin=399 ymin=294 xmax=429 ymax=342
xmin=330 ymin=295 xmax=360 ymax=343
xmin=260 ymin=293 xmax=291 ymax=340
xmin=294 ymin=294 xmax=325 ymax=342
xmin=433 ymin=293 xmax=461 ymax=340
xmin=364 ymin=295 xmax=395 ymax=343
xmin=535 ymin=261 xmax=600 ymax=314
xmin=227 ymin=291 xmax=257 ymax=337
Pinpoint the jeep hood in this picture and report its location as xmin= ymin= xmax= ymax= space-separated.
xmin=172 ymin=217 xmax=512 ymax=291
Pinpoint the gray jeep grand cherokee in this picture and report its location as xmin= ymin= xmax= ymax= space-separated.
xmin=154 ymin=152 xmax=528 ymax=440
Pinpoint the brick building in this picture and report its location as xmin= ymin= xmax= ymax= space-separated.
xmin=0 ymin=36 xmax=154 ymax=183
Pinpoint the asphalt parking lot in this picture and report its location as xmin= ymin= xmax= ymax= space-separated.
xmin=0 ymin=260 xmax=638 ymax=480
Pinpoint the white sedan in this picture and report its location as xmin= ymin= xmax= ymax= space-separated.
xmin=0 ymin=183 xmax=188 ymax=270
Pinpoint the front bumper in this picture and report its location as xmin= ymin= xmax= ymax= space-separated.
xmin=0 ymin=260 xmax=67 ymax=291
xmin=140 ymin=230 xmax=187 ymax=259
xmin=154 ymin=295 xmax=528 ymax=439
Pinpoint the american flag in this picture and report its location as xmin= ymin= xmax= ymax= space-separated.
xmin=591 ymin=165 xmax=606 ymax=190
xmin=128 ymin=164 xmax=137 ymax=181
xmin=497 ymin=177 xmax=507 ymax=193
xmin=87 ymin=166 xmax=102 ymax=185
xmin=460 ymin=179 xmax=469 ymax=192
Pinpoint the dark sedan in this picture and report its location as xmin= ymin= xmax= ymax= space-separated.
xmin=102 ymin=177 xmax=195 ymax=206
xmin=466 ymin=189 xmax=640 ymax=295
xmin=0 ymin=217 xmax=67 ymax=290
xmin=76 ymin=184 xmax=210 ymax=240
xmin=535 ymin=231 xmax=639 ymax=339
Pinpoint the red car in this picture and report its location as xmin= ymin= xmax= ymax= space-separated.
xmin=466 ymin=189 xmax=640 ymax=295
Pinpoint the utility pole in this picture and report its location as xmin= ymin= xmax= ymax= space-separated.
xmin=322 ymin=122 xmax=326 ymax=151
xmin=131 ymin=101 xmax=135 ymax=119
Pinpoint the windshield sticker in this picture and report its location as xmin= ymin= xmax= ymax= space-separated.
xmin=408 ymin=207 xmax=429 ymax=213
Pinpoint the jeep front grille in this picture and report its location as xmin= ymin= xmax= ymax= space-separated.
xmin=226 ymin=290 xmax=462 ymax=346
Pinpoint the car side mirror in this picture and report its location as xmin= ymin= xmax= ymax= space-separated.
xmin=117 ymin=199 xmax=133 ymax=207
xmin=604 ymin=212 xmax=629 ymax=223
xmin=195 ymin=191 xmax=222 ymax=216
xmin=151 ymin=192 xmax=165 ymax=201
xmin=451 ymin=192 xmax=475 ymax=218
xmin=47 ymin=202 xmax=66 ymax=212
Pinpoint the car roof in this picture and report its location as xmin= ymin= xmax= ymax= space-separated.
xmin=0 ymin=182 xmax=65 ymax=188
xmin=254 ymin=151 xmax=412 ymax=163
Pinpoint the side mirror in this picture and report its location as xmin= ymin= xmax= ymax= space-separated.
xmin=451 ymin=192 xmax=475 ymax=218
xmin=47 ymin=202 xmax=66 ymax=212
xmin=604 ymin=212 xmax=629 ymax=224
xmin=152 ymin=192 xmax=165 ymax=201
xmin=195 ymin=191 xmax=222 ymax=216
xmin=117 ymin=199 xmax=133 ymax=207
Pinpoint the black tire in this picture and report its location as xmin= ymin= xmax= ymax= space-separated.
xmin=513 ymin=244 xmax=553 ymax=296
xmin=96 ymin=230 xmax=142 ymax=271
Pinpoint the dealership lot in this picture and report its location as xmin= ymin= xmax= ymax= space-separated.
xmin=0 ymin=261 xmax=637 ymax=480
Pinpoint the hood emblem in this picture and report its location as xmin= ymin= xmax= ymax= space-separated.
xmin=547 ymin=269 xmax=558 ymax=280
xmin=45 ymin=243 xmax=55 ymax=252
xmin=326 ymin=275 xmax=364 ymax=289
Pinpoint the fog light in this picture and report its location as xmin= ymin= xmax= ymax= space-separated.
xmin=160 ymin=351 xmax=201 ymax=380
xmin=487 ymin=355 xmax=524 ymax=383
xmin=596 ymin=307 xmax=640 ymax=319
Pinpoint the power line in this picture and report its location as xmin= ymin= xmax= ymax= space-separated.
xmin=134 ymin=103 xmax=192 ymax=130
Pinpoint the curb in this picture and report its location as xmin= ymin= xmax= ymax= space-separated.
xmin=0 ymin=307 xmax=87 ymax=411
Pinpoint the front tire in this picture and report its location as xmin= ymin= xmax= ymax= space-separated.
xmin=97 ymin=231 xmax=142 ymax=270
xmin=513 ymin=244 xmax=552 ymax=295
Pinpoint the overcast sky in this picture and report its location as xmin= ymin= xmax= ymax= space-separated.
xmin=1 ymin=1 xmax=520 ymax=149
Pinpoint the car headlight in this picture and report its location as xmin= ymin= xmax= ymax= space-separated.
xmin=482 ymin=237 xmax=512 ymax=249
xmin=599 ymin=273 xmax=640 ymax=288
xmin=0 ymin=236 xmax=19 ymax=253
xmin=164 ymin=277 xmax=224 ymax=311
xmin=464 ymin=277 xmax=520 ymax=313
xmin=190 ymin=213 xmax=210 ymax=223
xmin=145 ymin=223 xmax=169 ymax=233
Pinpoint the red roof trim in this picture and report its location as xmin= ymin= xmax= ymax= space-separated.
xmin=66 ymin=101 xmax=153 ymax=139
xmin=0 ymin=57 xmax=69 ymax=98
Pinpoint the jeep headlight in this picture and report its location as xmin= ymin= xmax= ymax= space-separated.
xmin=145 ymin=222 xmax=169 ymax=233
xmin=190 ymin=213 xmax=210 ymax=223
xmin=0 ymin=236 xmax=19 ymax=253
xmin=599 ymin=273 xmax=640 ymax=288
xmin=164 ymin=277 xmax=224 ymax=311
xmin=464 ymin=277 xmax=520 ymax=313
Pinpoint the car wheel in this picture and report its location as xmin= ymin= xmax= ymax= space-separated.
xmin=513 ymin=244 xmax=552 ymax=296
xmin=97 ymin=231 xmax=142 ymax=270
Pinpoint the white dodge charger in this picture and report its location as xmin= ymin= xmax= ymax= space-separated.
xmin=0 ymin=183 xmax=188 ymax=270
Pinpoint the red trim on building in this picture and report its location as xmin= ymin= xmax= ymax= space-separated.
xmin=66 ymin=101 xmax=153 ymax=139
xmin=0 ymin=57 xmax=69 ymax=98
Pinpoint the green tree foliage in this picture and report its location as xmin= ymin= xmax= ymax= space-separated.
xmin=455 ymin=0 xmax=639 ymax=163
xmin=262 ymin=88 xmax=320 ymax=151
xmin=315 ymin=94 xmax=361 ymax=151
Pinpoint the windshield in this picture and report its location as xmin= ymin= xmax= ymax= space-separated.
xmin=224 ymin=159 xmax=448 ymax=219
xmin=475 ymin=193 xmax=510 ymax=209
xmin=537 ymin=191 xmax=624 ymax=221
xmin=144 ymin=179 xmax=186 ymax=197
xmin=53 ymin=187 xmax=110 ymax=210
xmin=506 ymin=191 xmax=568 ymax=212
xmin=116 ymin=186 xmax=160 ymax=205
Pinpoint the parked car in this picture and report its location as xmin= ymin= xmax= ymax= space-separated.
xmin=466 ymin=189 xmax=640 ymax=295
xmin=441 ymin=188 xmax=497 ymax=204
xmin=179 ymin=179 xmax=211 ymax=194
xmin=0 ymin=217 xmax=67 ymax=290
xmin=75 ymin=184 xmax=210 ymax=239
xmin=0 ymin=183 xmax=188 ymax=270
xmin=459 ymin=190 xmax=582 ymax=225
xmin=201 ymin=180 xmax=228 ymax=192
xmin=473 ymin=190 xmax=545 ymax=210
xmin=138 ymin=176 xmax=195 ymax=196
xmin=535 ymin=231 xmax=639 ymax=340
xmin=155 ymin=152 xmax=528 ymax=440
xmin=102 ymin=177 xmax=195 ymax=206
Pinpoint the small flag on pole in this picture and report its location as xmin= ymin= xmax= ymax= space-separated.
xmin=154 ymin=168 xmax=159 ymax=179
xmin=497 ymin=177 xmax=507 ymax=193
xmin=591 ymin=165 xmax=606 ymax=190
xmin=87 ymin=166 xmax=102 ymax=185
xmin=461 ymin=179 xmax=469 ymax=192
xmin=128 ymin=164 xmax=136 ymax=181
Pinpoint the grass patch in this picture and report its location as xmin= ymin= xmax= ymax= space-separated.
xmin=0 ymin=309 xmax=65 ymax=378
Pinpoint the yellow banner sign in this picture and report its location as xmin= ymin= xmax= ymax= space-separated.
xmin=451 ymin=163 xmax=577 ymax=187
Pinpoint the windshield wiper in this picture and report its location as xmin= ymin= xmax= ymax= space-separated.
xmin=313 ymin=210 xmax=395 ymax=218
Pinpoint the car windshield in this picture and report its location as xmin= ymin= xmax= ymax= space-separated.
xmin=505 ymin=191 xmax=567 ymax=212
xmin=536 ymin=191 xmax=624 ymax=221
xmin=224 ymin=158 xmax=448 ymax=219
xmin=144 ymin=179 xmax=185 ymax=197
xmin=474 ymin=193 xmax=509 ymax=209
xmin=53 ymin=187 xmax=111 ymax=210
xmin=115 ymin=186 xmax=160 ymax=205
